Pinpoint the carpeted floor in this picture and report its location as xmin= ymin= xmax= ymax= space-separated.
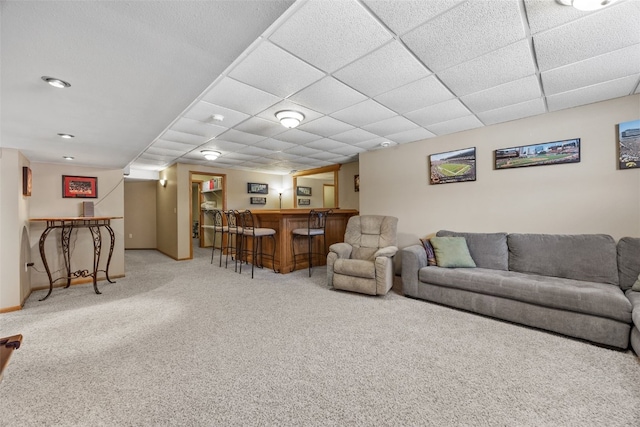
xmin=1 ymin=246 xmax=639 ymax=426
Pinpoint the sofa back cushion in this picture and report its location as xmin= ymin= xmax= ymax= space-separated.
xmin=508 ymin=233 xmax=619 ymax=286
xmin=617 ymin=237 xmax=640 ymax=291
xmin=436 ymin=230 xmax=508 ymax=270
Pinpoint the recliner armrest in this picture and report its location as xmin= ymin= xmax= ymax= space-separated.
xmin=329 ymin=242 xmax=353 ymax=259
xmin=374 ymin=246 xmax=398 ymax=258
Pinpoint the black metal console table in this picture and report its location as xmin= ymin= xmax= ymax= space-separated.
xmin=30 ymin=217 xmax=122 ymax=301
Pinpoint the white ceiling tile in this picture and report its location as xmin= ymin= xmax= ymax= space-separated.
xmin=274 ymin=128 xmax=321 ymax=144
xmin=234 ymin=116 xmax=284 ymax=138
xmin=237 ymin=145 xmax=277 ymax=157
xmin=297 ymin=115 xmax=355 ymax=137
xmin=547 ymin=74 xmax=640 ymax=112
xmin=201 ymin=140 xmax=250 ymax=153
xmin=282 ymin=145 xmax=324 ymax=157
xmin=524 ymin=0 xmax=596 ymax=35
xmin=354 ymin=137 xmax=394 ymax=150
xmin=477 ymin=98 xmax=547 ymax=126
xmin=374 ymin=75 xmax=455 ymax=114
xmin=140 ymin=153 xmax=174 ymax=162
xmin=385 ymin=127 xmax=435 ymax=144
xmin=229 ymin=41 xmax=324 ymax=98
xmin=269 ymin=0 xmax=392 ymax=72
xmin=330 ymin=155 xmax=360 ymax=164
xmin=161 ymin=129 xmax=207 ymax=145
xmin=202 ymin=77 xmax=280 ymax=115
xmin=333 ymin=41 xmax=431 ymax=97
xmin=542 ymin=44 xmax=640 ymax=95
xmin=330 ymin=128 xmax=380 ymax=144
xmin=427 ymin=115 xmax=484 ymax=136
xmin=438 ymin=40 xmax=536 ymax=96
xmin=462 ymin=75 xmax=541 ymax=113
xmin=217 ymin=129 xmax=266 ymax=145
xmin=145 ymin=146 xmax=186 ymax=156
xmin=224 ymin=151 xmax=260 ymax=161
xmin=363 ymin=0 xmax=465 ymax=35
xmin=183 ymin=101 xmax=250 ymax=128
xmin=152 ymin=139 xmax=197 ymax=152
xmin=170 ymin=117 xmax=226 ymax=139
xmin=304 ymin=138 xmax=351 ymax=151
xmin=402 ymin=0 xmax=526 ymax=71
xmin=405 ymin=99 xmax=471 ymax=127
xmin=534 ymin=1 xmax=640 ymax=72
xmin=253 ymin=138 xmax=298 ymax=152
xmin=266 ymin=151 xmax=302 ymax=161
xmin=328 ymin=144 xmax=367 ymax=156
xmin=308 ymin=151 xmax=341 ymax=161
xmin=331 ymin=99 xmax=396 ymax=127
xmin=288 ymin=77 xmax=368 ymax=115
xmin=361 ymin=115 xmax=419 ymax=136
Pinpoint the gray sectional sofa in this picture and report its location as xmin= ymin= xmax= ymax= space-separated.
xmin=401 ymin=231 xmax=638 ymax=351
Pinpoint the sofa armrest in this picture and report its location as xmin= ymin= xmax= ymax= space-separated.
xmin=329 ymin=242 xmax=353 ymax=259
xmin=401 ymin=245 xmax=428 ymax=297
xmin=374 ymin=246 xmax=398 ymax=258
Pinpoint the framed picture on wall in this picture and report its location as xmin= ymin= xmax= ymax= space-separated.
xmin=354 ymin=175 xmax=359 ymax=192
xmin=22 ymin=167 xmax=32 ymax=196
xmin=618 ymin=119 xmax=640 ymax=169
xmin=428 ymin=147 xmax=476 ymax=185
xmin=250 ymin=197 xmax=267 ymax=205
xmin=296 ymin=186 xmax=312 ymax=196
xmin=62 ymin=175 xmax=98 ymax=198
xmin=298 ymin=198 xmax=310 ymax=206
xmin=247 ymin=183 xmax=268 ymax=194
xmin=495 ymin=138 xmax=580 ymax=170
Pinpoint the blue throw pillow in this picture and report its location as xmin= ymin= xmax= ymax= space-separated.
xmin=419 ymin=238 xmax=437 ymax=266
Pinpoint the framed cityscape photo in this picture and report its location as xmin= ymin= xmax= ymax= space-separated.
xmin=298 ymin=198 xmax=310 ymax=206
xmin=495 ymin=138 xmax=580 ymax=170
xmin=247 ymin=183 xmax=268 ymax=194
xmin=618 ymin=119 xmax=640 ymax=169
xmin=250 ymin=197 xmax=267 ymax=205
xmin=296 ymin=186 xmax=312 ymax=196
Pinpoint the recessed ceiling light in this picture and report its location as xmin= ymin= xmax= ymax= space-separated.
xmin=57 ymin=133 xmax=74 ymax=139
xmin=63 ymin=156 xmax=74 ymax=160
xmin=201 ymin=150 xmax=221 ymax=161
xmin=555 ymin=0 xmax=619 ymax=10
xmin=276 ymin=111 xmax=305 ymax=129
xmin=41 ymin=76 xmax=71 ymax=88
xmin=380 ymin=141 xmax=397 ymax=148
xmin=211 ymin=114 xmax=224 ymax=122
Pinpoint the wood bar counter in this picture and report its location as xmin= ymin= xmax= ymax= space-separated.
xmin=249 ymin=209 xmax=358 ymax=274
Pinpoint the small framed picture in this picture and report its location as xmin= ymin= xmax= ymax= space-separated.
xmin=23 ymin=167 xmax=32 ymax=196
xmin=298 ymin=198 xmax=310 ymax=206
xmin=354 ymin=174 xmax=359 ymax=192
xmin=296 ymin=186 xmax=312 ymax=196
xmin=62 ymin=175 xmax=98 ymax=198
xmin=618 ymin=119 xmax=640 ymax=169
xmin=250 ymin=197 xmax=267 ymax=205
xmin=248 ymin=183 xmax=268 ymax=194
xmin=429 ymin=147 xmax=476 ymax=185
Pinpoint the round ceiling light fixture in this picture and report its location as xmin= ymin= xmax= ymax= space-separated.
xmin=275 ymin=110 xmax=305 ymax=129
xmin=555 ymin=0 xmax=619 ymax=10
xmin=201 ymin=150 xmax=221 ymax=161
xmin=57 ymin=133 xmax=75 ymax=139
xmin=62 ymin=156 xmax=75 ymax=160
xmin=380 ymin=141 xmax=397 ymax=148
xmin=41 ymin=76 xmax=71 ymax=88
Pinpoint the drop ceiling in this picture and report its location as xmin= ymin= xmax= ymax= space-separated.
xmin=1 ymin=0 xmax=639 ymax=176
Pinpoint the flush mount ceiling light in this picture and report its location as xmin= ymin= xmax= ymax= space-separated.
xmin=57 ymin=133 xmax=74 ymax=139
xmin=555 ymin=0 xmax=619 ymax=10
xmin=62 ymin=156 xmax=74 ymax=160
xmin=275 ymin=111 xmax=305 ymax=129
xmin=380 ymin=141 xmax=397 ymax=148
xmin=41 ymin=76 xmax=71 ymax=88
xmin=201 ymin=150 xmax=221 ymax=161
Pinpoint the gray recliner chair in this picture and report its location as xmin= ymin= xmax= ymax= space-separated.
xmin=327 ymin=215 xmax=398 ymax=296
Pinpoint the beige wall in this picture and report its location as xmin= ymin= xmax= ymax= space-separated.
xmin=361 ymin=95 xmax=640 ymax=248
xmin=124 ymin=181 xmax=157 ymax=249
xmin=157 ymin=164 xmax=179 ymax=258
xmin=27 ymin=162 xmax=125 ymax=291
xmin=338 ymin=161 xmax=359 ymax=210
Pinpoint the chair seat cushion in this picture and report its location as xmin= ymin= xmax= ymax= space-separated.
xmin=246 ymin=228 xmax=276 ymax=237
xmin=334 ymin=259 xmax=375 ymax=279
xmin=292 ymin=228 xmax=325 ymax=236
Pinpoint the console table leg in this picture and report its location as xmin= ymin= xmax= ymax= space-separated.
xmin=61 ymin=225 xmax=73 ymax=288
xmin=38 ymin=226 xmax=55 ymax=301
xmin=89 ymin=226 xmax=102 ymax=295
xmin=103 ymin=224 xmax=116 ymax=283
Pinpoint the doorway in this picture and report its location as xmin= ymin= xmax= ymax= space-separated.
xmin=189 ymin=171 xmax=226 ymax=259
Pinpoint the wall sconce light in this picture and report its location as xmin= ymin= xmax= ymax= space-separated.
xmin=159 ymin=179 xmax=167 ymax=187
xmin=275 ymin=110 xmax=305 ymax=129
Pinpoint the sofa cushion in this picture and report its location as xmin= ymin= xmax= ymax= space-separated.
xmin=437 ymin=230 xmax=508 ymax=270
xmin=334 ymin=259 xmax=375 ymax=279
xmin=618 ymin=237 xmax=640 ymax=291
xmin=634 ymin=275 xmax=640 ymax=292
xmin=419 ymin=267 xmax=631 ymax=323
xmin=430 ymin=237 xmax=476 ymax=268
xmin=626 ymin=289 xmax=640 ymax=326
xmin=508 ymin=233 xmax=619 ymax=286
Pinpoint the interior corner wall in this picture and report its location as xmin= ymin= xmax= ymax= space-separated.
xmin=27 ymin=163 xmax=125 ymax=291
xmin=0 ymin=148 xmax=31 ymax=311
xmin=338 ymin=161 xmax=359 ymax=210
xmin=156 ymin=164 xmax=178 ymax=259
xmin=360 ymin=95 xmax=640 ymax=248
xmin=124 ymin=181 xmax=157 ymax=249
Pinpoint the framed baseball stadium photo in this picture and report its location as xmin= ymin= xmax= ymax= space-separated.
xmin=429 ymin=147 xmax=476 ymax=185
xmin=495 ymin=138 xmax=580 ymax=170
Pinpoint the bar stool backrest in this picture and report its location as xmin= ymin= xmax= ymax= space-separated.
xmin=236 ymin=210 xmax=256 ymax=233
xmin=212 ymin=209 xmax=225 ymax=228
xmin=309 ymin=209 xmax=332 ymax=231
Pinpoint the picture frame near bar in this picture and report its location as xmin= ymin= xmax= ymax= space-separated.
xmin=62 ymin=175 xmax=98 ymax=198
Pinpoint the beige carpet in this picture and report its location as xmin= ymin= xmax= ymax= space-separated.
xmin=1 ymin=246 xmax=639 ymax=426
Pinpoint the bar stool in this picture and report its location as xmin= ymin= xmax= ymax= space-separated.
xmin=292 ymin=209 xmax=332 ymax=276
xmin=223 ymin=210 xmax=242 ymax=270
xmin=209 ymin=209 xmax=228 ymax=267
xmin=236 ymin=210 xmax=277 ymax=278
